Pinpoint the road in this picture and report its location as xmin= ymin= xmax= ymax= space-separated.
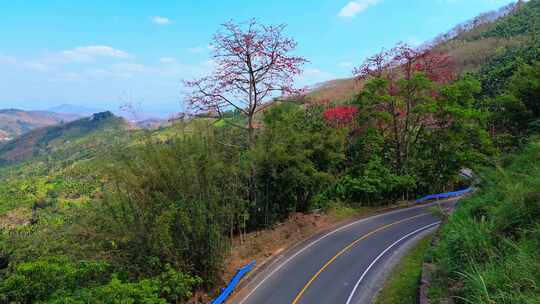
xmin=230 ymin=199 xmax=457 ymax=304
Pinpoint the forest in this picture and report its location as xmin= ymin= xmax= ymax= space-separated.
xmin=1 ymin=0 xmax=540 ymax=303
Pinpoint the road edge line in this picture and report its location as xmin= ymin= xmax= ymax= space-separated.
xmin=344 ymin=222 xmax=441 ymax=304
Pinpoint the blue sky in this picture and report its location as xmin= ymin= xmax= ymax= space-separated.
xmin=0 ymin=0 xmax=516 ymax=117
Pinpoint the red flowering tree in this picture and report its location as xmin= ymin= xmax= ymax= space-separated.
xmin=323 ymin=106 xmax=359 ymax=128
xmin=354 ymin=43 xmax=454 ymax=84
xmin=185 ymin=19 xmax=307 ymax=145
xmin=353 ymin=43 xmax=456 ymax=174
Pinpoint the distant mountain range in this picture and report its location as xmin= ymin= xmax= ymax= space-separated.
xmin=46 ymin=104 xmax=106 ymax=117
xmin=0 ymin=109 xmax=80 ymax=141
xmin=47 ymin=103 xmax=179 ymax=122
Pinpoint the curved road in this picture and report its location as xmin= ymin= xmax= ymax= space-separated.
xmin=230 ymin=199 xmax=457 ymax=304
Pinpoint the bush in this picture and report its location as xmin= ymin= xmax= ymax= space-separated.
xmin=0 ymin=256 xmax=110 ymax=303
xmin=0 ymin=256 xmax=200 ymax=304
xmin=49 ymin=266 xmax=201 ymax=304
xmin=49 ymin=276 xmax=167 ymax=304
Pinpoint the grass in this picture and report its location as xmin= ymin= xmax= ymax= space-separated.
xmin=427 ymin=140 xmax=540 ymax=303
xmin=374 ymin=233 xmax=433 ymax=304
xmin=326 ymin=203 xmax=371 ymax=221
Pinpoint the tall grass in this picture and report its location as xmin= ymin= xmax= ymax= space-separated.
xmin=428 ymin=139 xmax=540 ymax=303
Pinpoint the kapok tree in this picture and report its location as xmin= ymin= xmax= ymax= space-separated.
xmin=185 ymin=19 xmax=307 ymax=146
xmin=323 ymin=106 xmax=359 ymax=128
xmin=353 ymin=43 xmax=456 ymax=175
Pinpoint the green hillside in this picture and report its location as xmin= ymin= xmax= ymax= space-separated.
xmin=0 ymin=111 xmax=126 ymax=163
xmin=0 ymin=112 xmax=131 ymax=216
xmin=447 ymin=0 xmax=540 ymax=96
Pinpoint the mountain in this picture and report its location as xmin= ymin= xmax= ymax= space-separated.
xmin=134 ymin=118 xmax=171 ymax=129
xmin=0 ymin=111 xmax=127 ymax=163
xmin=47 ymin=104 xmax=106 ymax=117
xmin=0 ymin=130 xmax=10 ymax=142
xmin=0 ymin=109 xmax=80 ymax=140
xmin=308 ymin=0 xmax=534 ymax=103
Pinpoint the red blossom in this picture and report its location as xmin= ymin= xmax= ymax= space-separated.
xmin=323 ymin=106 xmax=359 ymax=128
xmin=353 ymin=43 xmax=455 ymax=85
xmin=184 ymin=19 xmax=308 ymax=133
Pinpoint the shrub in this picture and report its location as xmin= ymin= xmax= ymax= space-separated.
xmin=0 ymin=256 xmax=110 ymax=303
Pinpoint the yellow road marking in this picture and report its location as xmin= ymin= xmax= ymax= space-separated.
xmin=291 ymin=213 xmax=429 ymax=304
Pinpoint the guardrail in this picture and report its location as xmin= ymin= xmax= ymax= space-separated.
xmin=210 ymin=260 xmax=256 ymax=304
xmin=416 ymin=187 xmax=473 ymax=203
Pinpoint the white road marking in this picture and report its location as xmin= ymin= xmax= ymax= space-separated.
xmin=237 ymin=199 xmax=453 ymax=304
xmin=344 ymin=221 xmax=441 ymax=304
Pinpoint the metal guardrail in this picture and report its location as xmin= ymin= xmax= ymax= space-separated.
xmin=416 ymin=187 xmax=473 ymax=203
xmin=210 ymin=260 xmax=256 ymax=304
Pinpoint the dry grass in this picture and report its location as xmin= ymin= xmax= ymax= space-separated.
xmin=0 ymin=207 xmax=32 ymax=230
xmin=307 ymin=77 xmax=364 ymax=104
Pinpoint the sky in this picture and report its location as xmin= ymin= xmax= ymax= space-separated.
xmin=0 ymin=0 xmax=517 ymax=118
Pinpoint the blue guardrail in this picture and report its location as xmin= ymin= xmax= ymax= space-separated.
xmin=210 ymin=260 xmax=256 ymax=304
xmin=416 ymin=187 xmax=473 ymax=203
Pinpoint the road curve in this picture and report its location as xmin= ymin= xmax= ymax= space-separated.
xmin=229 ymin=199 xmax=457 ymax=304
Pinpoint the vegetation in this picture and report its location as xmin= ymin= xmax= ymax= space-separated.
xmin=427 ymin=140 xmax=540 ymax=303
xmin=374 ymin=234 xmax=433 ymax=304
xmin=1 ymin=1 xmax=540 ymax=302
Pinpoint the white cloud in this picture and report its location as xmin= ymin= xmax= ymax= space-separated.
xmin=0 ymin=54 xmax=50 ymax=71
xmin=112 ymin=63 xmax=146 ymax=73
xmin=49 ymin=72 xmax=85 ymax=83
xmin=297 ymin=67 xmax=335 ymax=87
xmin=0 ymin=54 xmax=17 ymax=65
xmin=187 ymin=45 xmax=214 ymax=54
xmin=151 ymin=16 xmax=172 ymax=25
xmin=159 ymin=57 xmax=178 ymax=64
xmin=25 ymin=62 xmax=49 ymax=71
xmin=338 ymin=0 xmax=380 ymax=18
xmin=60 ymin=45 xmax=132 ymax=62
xmin=338 ymin=61 xmax=354 ymax=68
xmin=187 ymin=46 xmax=206 ymax=54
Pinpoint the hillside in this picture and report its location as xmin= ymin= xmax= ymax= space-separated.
xmin=0 ymin=111 xmax=126 ymax=163
xmin=308 ymin=0 xmax=536 ymax=103
xmin=0 ymin=130 xmax=9 ymax=142
xmin=0 ymin=109 xmax=80 ymax=141
xmin=428 ymin=139 xmax=540 ymax=303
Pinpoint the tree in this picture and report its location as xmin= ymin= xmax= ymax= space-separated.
xmin=185 ymin=19 xmax=307 ymax=146
xmin=323 ymin=106 xmax=359 ymax=128
xmin=353 ymin=43 xmax=456 ymax=175
xmin=507 ymin=61 xmax=540 ymax=118
xmin=251 ymin=103 xmax=346 ymax=226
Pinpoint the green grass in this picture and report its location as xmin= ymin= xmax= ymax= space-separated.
xmin=374 ymin=234 xmax=433 ymax=304
xmin=427 ymin=139 xmax=540 ymax=303
xmin=326 ymin=203 xmax=369 ymax=221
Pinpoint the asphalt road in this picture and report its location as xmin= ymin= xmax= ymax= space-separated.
xmin=230 ymin=199 xmax=457 ymax=304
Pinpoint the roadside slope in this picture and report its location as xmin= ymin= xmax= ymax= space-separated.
xmin=427 ymin=140 xmax=540 ymax=303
